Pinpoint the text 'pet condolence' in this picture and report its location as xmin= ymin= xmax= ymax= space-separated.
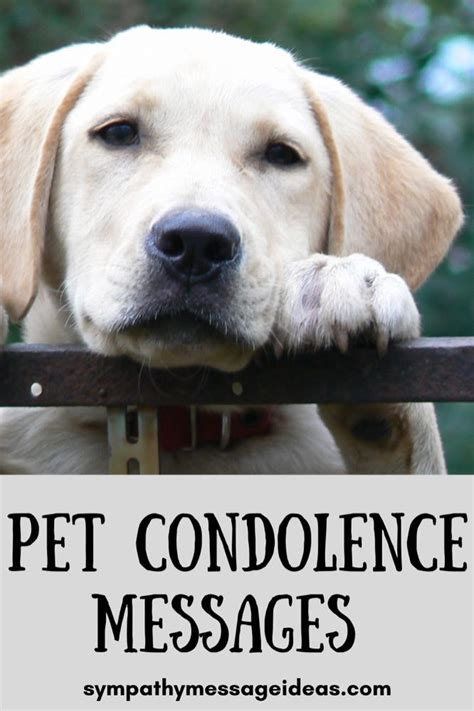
xmin=7 ymin=510 xmax=468 ymax=654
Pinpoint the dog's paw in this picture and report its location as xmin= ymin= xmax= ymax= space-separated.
xmin=279 ymin=253 xmax=420 ymax=353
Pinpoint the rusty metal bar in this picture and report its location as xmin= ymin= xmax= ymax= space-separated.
xmin=0 ymin=337 xmax=473 ymax=407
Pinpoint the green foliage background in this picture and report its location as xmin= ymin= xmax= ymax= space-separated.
xmin=1 ymin=0 xmax=473 ymax=472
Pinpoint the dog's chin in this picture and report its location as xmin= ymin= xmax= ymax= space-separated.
xmin=81 ymin=312 xmax=256 ymax=372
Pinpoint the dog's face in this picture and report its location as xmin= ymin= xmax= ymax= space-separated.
xmin=0 ymin=26 xmax=462 ymax=369
xmin=50 ymin=28 xmax=330 ymax=370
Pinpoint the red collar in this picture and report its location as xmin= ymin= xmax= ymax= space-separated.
xmin=158 ymin=406 xmax=276 ymax=452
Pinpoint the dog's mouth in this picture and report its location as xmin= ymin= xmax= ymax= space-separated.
xmin=105 ymin=307 xmax=257 ymax=371
xmin=115 ymin=309 xmax=247 ymax=349
xmin=82 ymin=297 xmax=272 ymax=370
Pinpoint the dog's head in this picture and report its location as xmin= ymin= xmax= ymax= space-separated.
xmin=0 ymin=26 xmax=462 ymax=370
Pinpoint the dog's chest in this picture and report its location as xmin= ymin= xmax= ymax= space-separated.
xmin=0 ymin=405 xmax=344 ymax=474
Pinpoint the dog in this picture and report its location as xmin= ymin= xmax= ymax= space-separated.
xmin=0 ymin=26 xmax=463 ymax=474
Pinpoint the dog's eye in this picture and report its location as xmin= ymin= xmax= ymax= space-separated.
xmin=264 ymin=142 xmax=302 ymax=167
xmin=96 ymin=121 xmax=139 ymax=146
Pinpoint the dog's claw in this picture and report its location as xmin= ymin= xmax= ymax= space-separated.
xmin=377 ymin=331 xmax=389 ymax=356
xmin=335 ymin=331 xmax=349 ymax=353
xmin=272 ymin=341 xmax=284 ymax=359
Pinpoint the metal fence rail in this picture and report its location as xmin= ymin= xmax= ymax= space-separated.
xmin=1 ymin=337 xmax=473 ymax=407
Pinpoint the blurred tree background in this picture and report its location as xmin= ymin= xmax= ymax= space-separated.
xmin=1 ymin=0 xmax=473 ymax=472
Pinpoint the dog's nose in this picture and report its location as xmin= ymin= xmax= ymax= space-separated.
xmin=148 ymin=209 xmax=241 ymax=283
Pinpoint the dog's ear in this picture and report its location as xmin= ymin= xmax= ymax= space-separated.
xmin=300 ymin=70 xmax=463 ymax=290
xmin=0 ymin=43 xmax=103 ymax=322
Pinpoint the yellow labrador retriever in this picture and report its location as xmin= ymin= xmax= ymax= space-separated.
xmin=0 ymin=26 xmax=463 ymax=474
